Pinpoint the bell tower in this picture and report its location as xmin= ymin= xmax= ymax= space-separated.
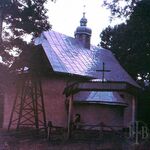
xmin=74 ymin=11 xmax=92 ymax=49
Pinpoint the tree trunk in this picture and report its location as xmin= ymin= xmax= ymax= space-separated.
xmin=0 ymin=9 xmax=3 ymax=43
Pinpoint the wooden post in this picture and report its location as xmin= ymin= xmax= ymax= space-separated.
xmin=67 ymin=94 xmax=73 ymax=139
xmin=132 ymin=95 xmax=136 ymax=123
xmin=47 ymin=121 xmax=52 ymax=141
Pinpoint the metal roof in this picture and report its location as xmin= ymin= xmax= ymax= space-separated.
xmin=74 ymin=91 xmax=127 ymax=106
xmin=34 ymin=30 xmax=139 ymax=88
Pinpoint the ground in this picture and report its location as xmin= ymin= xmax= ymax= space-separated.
xmin=0 ymin=129 xmax=149 ymax=150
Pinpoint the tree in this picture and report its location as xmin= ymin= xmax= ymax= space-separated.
xmin=0 ymin=0 xmax=53 ymax=89
xmin=101 ymin=0 xmax=150 ymax=85
xmin=0 ymin=0 xmax=51 ymax=66
xmin=103 ymin=0 xmax=141 ymax=18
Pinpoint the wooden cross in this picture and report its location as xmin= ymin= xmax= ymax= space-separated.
xmin=96 ymin=62 xmax=111 ymax=82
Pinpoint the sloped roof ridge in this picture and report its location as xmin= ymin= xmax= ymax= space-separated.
xmin=38 ymin=29 xmax=139 ymax=88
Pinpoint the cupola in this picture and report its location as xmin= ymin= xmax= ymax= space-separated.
xmin=74 ymin=12 xmax=92 ymax=49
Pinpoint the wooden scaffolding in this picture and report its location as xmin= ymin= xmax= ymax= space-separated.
xmin=8 ymin=72 xmax=47 ymax=134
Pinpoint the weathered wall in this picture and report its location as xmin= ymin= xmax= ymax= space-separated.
xmin=123 ymin=92 xmax=135 ymax=127
xmin=3 ymin=75 xmax=69 ymax=129
xmin=3 ymin=75 xmax=136 ymax=129
xmin=3 ymin=83 xmax=17 ymax=128
xmin=42 ymin=76 xmax=68 ymax=127
xmin=73 ymin=103 xmax=124 ymax=127
xmin=73 ymin=92 xmax=136 ymax=128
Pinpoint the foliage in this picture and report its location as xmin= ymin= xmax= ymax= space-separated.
xmin=100 ymin=0 xmax=150 ymax=87
xmin=0 ymin=0 xmax=51 ymax=66
xmin=103 ymin=0 xmax=141 ymax=18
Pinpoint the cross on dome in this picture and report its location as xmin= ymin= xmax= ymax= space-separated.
xmin=80 ymin=5 xmax=87 ymax=26
xmin=80 ymin=13 xmax=87 ymax=26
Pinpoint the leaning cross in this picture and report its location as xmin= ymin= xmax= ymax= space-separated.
xmin=96 ymin=62 xmax=111 ymax=82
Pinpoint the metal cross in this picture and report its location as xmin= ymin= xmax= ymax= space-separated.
xmin=96 ymin=62 xmax=111 ymax=82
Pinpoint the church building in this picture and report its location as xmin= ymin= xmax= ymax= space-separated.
xmin=2 ymin=13 xmax=140 ymax=131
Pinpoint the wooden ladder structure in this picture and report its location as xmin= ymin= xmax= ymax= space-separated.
xmin=8 ymin=72 xmax=47 ymax=134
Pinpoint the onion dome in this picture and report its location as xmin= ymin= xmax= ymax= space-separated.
xmin=75 ymin=12 xmax=92 ymax=36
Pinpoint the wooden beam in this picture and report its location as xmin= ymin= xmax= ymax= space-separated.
xmin=63 ymin=81 xmax=139 ymax=96
xmin=67 ymin=94 xmax=73 ymax=139
xmin=77 ymin=82 xmax=127 ymax=91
